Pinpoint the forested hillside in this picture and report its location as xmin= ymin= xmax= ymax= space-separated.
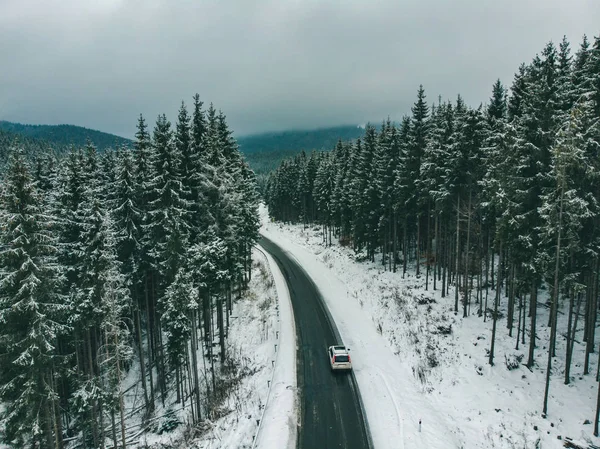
xmin=0 ymin=129 xmax=71 ymax=172
xmin=266 ymin=34 xmax=600 ymax=430
xmin=0 ymin=120 xmax=133 ymax=151
xmin=240 ymin=126 xmax=366 ymax=195
xmin=237 ymin=125 xmax=365 ymax=154
xmin=0 ymin=95 xmax=260 ymax=448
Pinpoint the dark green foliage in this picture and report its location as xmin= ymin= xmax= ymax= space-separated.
xmin=0 ymin=129 xmax=69 ymax=173
xmin=0 ymin=121 xmax=132 ymax=151
xmin=0 ymin=150 xmax=66 ymax=448
xmin=0 ymin=96 xmax=260 ymax=447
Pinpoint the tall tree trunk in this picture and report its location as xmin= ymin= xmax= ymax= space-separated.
xmin=543 ymin=187 xmax=564 ymax=416
xmin=113 ymin=328 xmax=127 ymax=449
xmin=135 ymin=303 xmax=149 ymax=413
xmin=566 ymin=291 xmax=583 ymax=384
xmin=585 ymin=258 xmax=599 ymax=374
xmin=595 ymin=349 xmax=600 ymax=436
xmin=489 ymin=242 xmax=502 ymax=365
xmin=484 ymin=230 xmax=490 ymax=322
xmin=455 ymin=194 xmax=461 ymax=313
xmin=42 ymin=388 xmax=55 ymax=449
xmin=191 ymin=309 xmax=202 ymax=422
xmin=51 ymin=368 xmax=64 ymax=449
xmin=516 ymin=291 xmax=523 ymax=350
xmin=463 ymin=191 xmax=471 ymax=318
xmin=144 ymin=274 xmax=155 ymax=412
xmin=426 ymin=203 xmax=431 ymax=290
xmin=403 ymin=216 xmax=408 ymax=277
xmin=521 ymin=293 xmax=527 ymax=346
xmin=508 ymin=263 xmax=516 ymax=336
xmin=416 ymin=213 xmax=421 ymax=277
xmin=527 ymin=283 xmax=538 ymax=368
xmin=442 ymin=222 xmax=447 ymax=298
xmin=434 ymin=212 xmax=439 ymax=291
xmin=393 ymin=210 xmax=398 ymax=273
xmin=218 ymin=294 xmax=225 ymax=364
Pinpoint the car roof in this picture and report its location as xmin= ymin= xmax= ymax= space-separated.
xmin=331 ymin=345 xmax=347 ymax=352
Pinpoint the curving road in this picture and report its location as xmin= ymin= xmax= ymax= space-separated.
xmin=259 ymin=236 xmax=371 ymax=449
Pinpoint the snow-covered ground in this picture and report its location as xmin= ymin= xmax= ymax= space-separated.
xmin=252 ymin=246 xmax=297 ymax=449
xmin=181 ymin=247 xmax=295 ymax=449
xmin=260 ymin=204 xmax=600 ymax=449
xmin=113 ymin=247 xmax=290 ymax=449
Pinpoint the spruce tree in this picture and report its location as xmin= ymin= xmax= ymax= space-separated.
xmin=0 ymin=150 xmax=66 ymax=448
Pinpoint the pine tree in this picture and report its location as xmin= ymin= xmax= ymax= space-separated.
xmin=0 ymin=149 xmax=66 ymax=448
xmin=540 ymin=102 xmax=596 ymax=415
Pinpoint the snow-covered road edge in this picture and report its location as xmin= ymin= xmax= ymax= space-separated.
xmin=253 ymin=245 xmax=298 ymax=449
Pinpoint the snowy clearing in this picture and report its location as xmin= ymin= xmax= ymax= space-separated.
xmin=260 ymin=204 xmax=600 ymax=449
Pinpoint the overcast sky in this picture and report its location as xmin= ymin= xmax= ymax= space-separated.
xmin=1 ymin=0 xmax=599 ymax=138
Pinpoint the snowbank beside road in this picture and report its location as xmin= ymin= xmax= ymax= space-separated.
xmin=253 ymin=246 xmax=297 ymax=449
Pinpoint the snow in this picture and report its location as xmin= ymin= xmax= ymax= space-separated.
xmin=260 ymin=204 xmax=600 ymax=449
xmin=185 ymin=246 xmax=296 ymax=449
xmin=252 ymin=246 xmax=297 ymax=449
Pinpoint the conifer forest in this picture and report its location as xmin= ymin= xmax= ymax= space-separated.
xmin=0 ymin=96 xmax=260 ymax=448
xmin=266 ymin=35 xmax=600 ymax=431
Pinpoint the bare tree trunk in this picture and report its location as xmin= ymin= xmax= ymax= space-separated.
xmin=522 ymin=293 xmax=527 ymax=345
xmin=527 ymin=283 xmax=538 ymax=368
xmin=516 ymin=291 xmax=523 ymax=350
xmin=135 ymin=304 xmax=149 ymax=413
xmin=489 ymin=242 xmax=502 ymax=366
xmin=543 ymin=187 xmax=564 ymax=416
xmin=434 ymin=212 xmax=438 ymax=291
xmin=442 ymin=223 xmax=447 ymax=298
xmin=51 ymin=368 xmax=64 ymax=449
xmin=403 ymin=216 xmax=408 ymax=277
xmin=566 ymin=291 xmax=583 ymax=384
xmin=393 ymin=210 xmax=398 ymax=273
xmin=455 ymin=194 xmax=460 ymax=313
xmin=426 ymin=203 xmax=431 ymax=290
xmin=42 ymin=388 xmax=55 ymax=449
xmin=144 ymin=274 xmax=155 ymax=412
xmin=463 ymin=191 xmax=471 ymax=318
xmin=595 ymin=359 xmax=600 ymax=436
xmin=389 ymin=206 xmax=393 ymax=272
xmin=416 ymin=213 xmax=421 ymax=277
xmin=218 ymin=294 xmax=225 ymax=363
xmin=585 ymin=258 xmax=599 ymax=374
xmin=491 ymin=239 xmax=495 ymax=291
xmin=114 ymin=331 xmax=127 ymax=449
xmin=191 ymin=309 xmax=202 ymax=422
xmin=87 ymin=330 xmax=100 ymax=449
xmin=508 ymin=263 xmax=516 ymax=336
xmin=485 ymin=231 xmax=490 ymax=322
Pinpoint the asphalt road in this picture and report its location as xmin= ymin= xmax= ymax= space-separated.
xmin=259 ymin=236 xmax=371 ymax=449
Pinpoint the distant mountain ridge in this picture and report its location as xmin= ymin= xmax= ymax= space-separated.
xmin=1 ymin=120 xmax=366 ymax=176
xmin=0 ymin=121 xmax=133 ymax=151
xmin=237 ymin=125 xmax=365 ymax=154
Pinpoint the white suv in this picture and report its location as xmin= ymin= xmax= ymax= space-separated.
xmin=328 ymin=345 xmax=352 ymax=371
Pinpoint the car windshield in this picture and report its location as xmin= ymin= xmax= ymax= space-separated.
xmin=335 ymin=355 xmax=349 ymax=363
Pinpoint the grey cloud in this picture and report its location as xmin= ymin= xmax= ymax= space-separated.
xmin=1 ymin=0 xmax=599 ymax=138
